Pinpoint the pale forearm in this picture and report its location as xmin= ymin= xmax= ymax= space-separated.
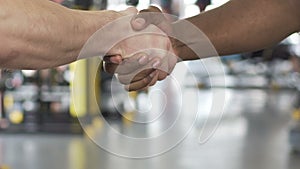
xmin=0 ymin=0 xmax=119 ymax=69
xmin=174 ymin=0 xmax=300 ymax=60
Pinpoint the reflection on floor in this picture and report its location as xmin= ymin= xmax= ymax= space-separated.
xmin=0 ymin=88 xmax=300 ymax=169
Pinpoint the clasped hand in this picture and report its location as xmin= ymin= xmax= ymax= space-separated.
xmin=103 ymin=7 xmax=177 ymax=91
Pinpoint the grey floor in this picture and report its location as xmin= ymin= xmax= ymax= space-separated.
xmin=0 ymin=88 xmax=300 ymax=169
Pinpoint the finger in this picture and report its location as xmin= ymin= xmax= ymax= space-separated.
xmin=102 ymin=62 xmax=118 ymax=74
xmin=116 ymin=55 xmax=161 ymax=75
xmin=125 ymin=70 xmax=159 ymax=91
xmin=112 ymin=53 xmax=148 ymax=74
xmin=148 ymin=70 xmax=159 ymax=86
xmin=103 ymin=55 xmax=122 ymax=64
xmin=132 ymin=6 xmax=161 ymax=30
xmin=126 ymin=53 xmax=149 ymax=65
xmin=135 ymin=71 xmax=159 ymax=91
xmin=117 ymin=54 xmax=163 ymax=84
xmin=131 ymin=6 xmax=172 ymax=34
xmin=157 ymin=70 xmax=169 ymax=81
xmin=118 ymin=69 xmax=155 ymax=85
xmin=124 ymin=75 xmax=152 ymax=91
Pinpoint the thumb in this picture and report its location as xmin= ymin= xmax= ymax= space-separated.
xmin=131 ymin=6 xmax=172 ymax=34
xmin=119 ymin=7 xmax=138 ymax=16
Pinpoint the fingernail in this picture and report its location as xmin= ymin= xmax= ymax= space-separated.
xmin=152 ymin=60 xmax=161 ymax=68
xmin=134 ymin=18 xmax=146 ymax=25
xmin=138 ymin=55 xmax=148 ymax=64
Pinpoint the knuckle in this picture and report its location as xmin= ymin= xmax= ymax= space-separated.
xmin=143 ymin=76 xmax=152 ymax=84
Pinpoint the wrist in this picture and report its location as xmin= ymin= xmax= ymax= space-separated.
xmin=67 ymin=10 xmax=121 ymax=59
xmin=171 ymin=19 xmax=218 ymax=61
xmin=169 ymin=22 xmax=179 ymax=61
xmin=170 ymin=21 xmax=191 ymax=61
xmin=71 ymin=10 xmax=121 ymax=41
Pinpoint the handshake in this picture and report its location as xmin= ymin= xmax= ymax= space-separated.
xmin=81 ymin=6 xmax=214 ymax=91
xmin=79 ymin=6 xmax=207 ymax=91
xmin=99 ymin=6 xmax=180 ymax=91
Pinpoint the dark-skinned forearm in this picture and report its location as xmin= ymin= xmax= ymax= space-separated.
xmin=173 ymin=0 xmax=300 ymax=61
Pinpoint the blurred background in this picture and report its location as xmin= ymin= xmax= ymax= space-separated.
xmin=0 ymin=0 xmax=300 ymax=169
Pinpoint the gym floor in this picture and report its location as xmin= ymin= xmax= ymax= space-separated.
xmin=0 ymin=88 xmax=300 ymax=169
